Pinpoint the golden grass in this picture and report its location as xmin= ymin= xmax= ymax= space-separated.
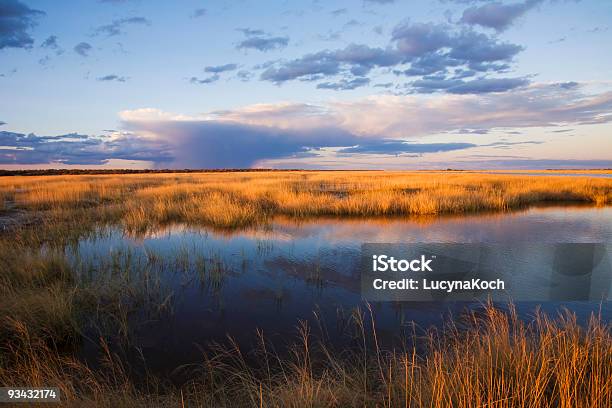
xmin=1 ymin=301 xmax=609 ymax=407
xmin=0 ymin=171 xmax=610 ymax=229
xmin=0 ymin=171 xmax=610 ymax=406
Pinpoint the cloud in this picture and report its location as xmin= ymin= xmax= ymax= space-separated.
xmin=260 ymin=51 xmax=341 ymax=82
xmin=412 ymin=77 xmax=530 ymax=94
xmin=95 ymin=16 xmax=150 ymax=37
xmin=192 ymin=8 xmax=206 ymax=18
xmin=557 ymin=81 xmax=578 ymax=89
xmin=317 ymin=77 xmax=371 ymax=91
xmin=460 ymin=0 xmax=543 ymax=32
xmin=452 ymin=159 xmax=612 ymax=170
xmin=237 ymin=28 xmax=265 ymax=36
xmin=117 ymin=113 xmax=477 ymax=168
xmin=110 ymin=82 xmax=612 ymax=168
xmin=0 ymin=0 xmax=44 ymax=49
xmin=5 ymin=81 xmax=608 ymax=168
xmin=374 ymin=82 xmax=394 ymax=88
xmin=204 ymin=63 xmax=238 ymax=73
xmin=236 ymin=70 xmax=253 ymax=81
xmin=0 ymin=131 xmax=172 ymax=165
xmin=391 ymin=22 xmax=523 ymax=66
xmin=40 ymin=35 xmax=58 ymax=49
xmin=189 ymin=82 xmax=612 ymax=138
xmin=74 ymin=42 xmax=92 ymax=57
xmin=548 ymin=37 xmax=566 ymax=44
xmin=259 ymin=20 xmax=523 ymax=93
xmin=260 ymin=44 xmax=399 ymax=83
xmin=337 ymin=141 xmax=476 ymax=155
xmin=0 ymin=121 xmax=6 ymax=126
xmin=189 ymin=74 xmax=220 ymax=84
xmin=481 ymin=140 xmax=543 ymax=149
xmin=97 ymin=74 xmax=127 ymax=82
xmin=364 ymin=0 xmax=396 ymax=4
xmin=119 ymin=115 xmax=366 ymax=168
xmin=331 ymin=8 xmax=347 ymax=17
xmin=455 ymin=128 xmax=489 ymax=134
xmin=237 ymin=35 xmax=289 ymax=52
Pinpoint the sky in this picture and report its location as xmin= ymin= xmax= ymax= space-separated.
xmin=0 ymin=0 xmax=611 ymax=170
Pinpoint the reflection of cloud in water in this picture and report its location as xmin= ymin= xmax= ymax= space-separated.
xmin=265 ymin=206 xmax=612 ymax=244
xmin=121 ymin=205 xmax=611 ymax=245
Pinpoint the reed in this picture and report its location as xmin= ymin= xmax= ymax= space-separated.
xmin=0 ymin=171 xmax=610 ymax=406
xmin=1 ymin=302 xmax=609 ymax=407
xmin=1 ymin=171 xmax=610 ymax=230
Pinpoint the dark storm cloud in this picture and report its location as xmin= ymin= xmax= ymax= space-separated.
xmin=317 ymin=77 xmax=371 ymax=90
xmin=0 ymin=131 xmax=172 ymax=165
xmin=121 ymin=120 xmax=363 ymax=168
xmin=460 ymin=0 xmax=543 ymax=32
xmin=237 ymin=35 xmax=289 ymax=52
xmin=118 ymin=115 xmax=483 ymax=168
xmin=337 ymin=141 xmax=477 ymax=155
xmin=97 ymin=74 xmax=127 ymax=82
xmin=74 ymin=42 xmax=92 ymax=57
xmin=204 ymin=63 xmax=238 ymax=73
xmin=0 ymin=0 xmax=44 ymax=49
xmin=95 ymin=16 xmax=150 ymax=37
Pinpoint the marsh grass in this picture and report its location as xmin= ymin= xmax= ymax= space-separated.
xmin=1 ymin=299 xmax=609 ymax=407
xmin=1 ymin=171 xmax=611 ymax=406
xmin=1 ymin=171 xmax=610 ymax=230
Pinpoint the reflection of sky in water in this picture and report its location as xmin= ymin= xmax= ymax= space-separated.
xmin=71 ymin=206 xmax=612 ymax=375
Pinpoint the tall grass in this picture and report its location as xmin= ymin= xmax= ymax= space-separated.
xmin=1 ymin=171 xmax=610 ymax=229
xmin=1 ymin=302 xmax=609 ymax=407
xmin=0 ymin=171 xmax=610 ymax=406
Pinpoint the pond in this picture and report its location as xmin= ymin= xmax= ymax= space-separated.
xmin=70 ymin=205 xmax=612 ymax=378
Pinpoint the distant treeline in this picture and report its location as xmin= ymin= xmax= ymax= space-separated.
xmin=0 ymin=168 xmax=368 ymax=177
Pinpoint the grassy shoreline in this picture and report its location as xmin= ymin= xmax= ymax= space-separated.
xmin=1 ymin=171 xmax=610 ymax=230
xmin=0 ymin=171 xmax=610 ymax=406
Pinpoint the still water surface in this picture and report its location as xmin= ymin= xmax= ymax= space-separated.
xmin=70 ymin=205 xmax=611 ymax=375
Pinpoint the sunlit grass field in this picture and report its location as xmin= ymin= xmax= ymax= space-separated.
xmin=0 ymin=171 xmax=610 ymax=407
xmin=1 ymin=171 xmax=610 ymax=229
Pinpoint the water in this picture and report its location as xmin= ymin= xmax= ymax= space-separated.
xmin=70 ymin=205 xmax=612 ymax=377
xmin=479 ymin=171 xmax=612 ymax=178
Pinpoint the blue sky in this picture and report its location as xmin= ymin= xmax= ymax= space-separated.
xmin=1 ymin=0 xmax=611 ymax=169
